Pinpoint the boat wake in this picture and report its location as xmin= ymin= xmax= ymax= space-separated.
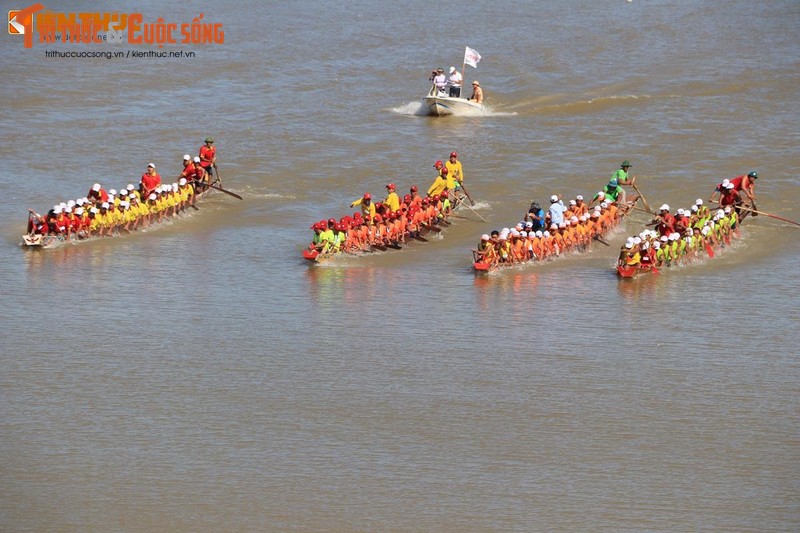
xmin=389 ymin=101 xmax=517 ymax=117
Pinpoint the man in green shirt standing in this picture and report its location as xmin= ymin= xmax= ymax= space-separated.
xmin=612 ymin=160 xmax=635 ymax=186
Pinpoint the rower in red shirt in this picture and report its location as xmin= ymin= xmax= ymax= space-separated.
xmin=140 ymin=163 xmax=162 ymax=198
xmin=719 ymin=182 xmax=742 ymax=208
xmin=199 ymin=137 xmax=216 ymax=180
xmin=87 ymin=183 xmax=109 ymax=205
xmin=652 ymin=204 xmax=675 ymax=236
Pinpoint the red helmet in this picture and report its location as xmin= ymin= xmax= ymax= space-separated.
xmin=386 ymin=183 xmax=396 ymax=190
xmin=403 ymin=194 xmax=412 ymax=203
xmin=363 ymin=192 xmax=371 ymax=200
xmin=354 ymin=212 xmax=362 ymax=219
xmin=441 ymin=190 xmax=449 ymax=198
xmin=410 ymin=185 xmax=418 ymax=193
xmin=433 ymin=195 xmax=441 ymax=202
xmin=441 ymin=167 xmax=448 ymax=174
xmin=311 ymin=222 xmax=319 ymax=230
xmin=335 ymin=223 xmax=344 ymax=231
xmin=450 ymin=151 xmax=457 ymax=158
xmin=328 ymin=217 xmax=336 ymax=225
xmin=373 ymin=214 xmax=382 ymax=223
xmin=318 ymin=220 xmax=327 ymax=227
xmin=375 ymin=202 xmax=383 ymax=209
xmin=433 ymin=160 xmax=443 ymax=169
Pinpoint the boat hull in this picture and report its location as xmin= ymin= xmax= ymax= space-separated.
xmin=423 ymin=95 xmax=485 ymax=116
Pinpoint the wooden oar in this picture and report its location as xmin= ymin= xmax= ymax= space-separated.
xmin=213 ymin=164 xmax=222 ymax=187
xmin=208 ymin=182 xmax=243 ymax=200
xmin=457 ymin=200 xmax=488 ymax=223
xmin=631 ymin=183 xmax=654 ymax=214
xmin=737 ymin=205 xmax=799 ymax=227
xmin=458 ymin=181 xmax=476 ymax=206
xmin=593 ymin=235 xmax=610 ymax=246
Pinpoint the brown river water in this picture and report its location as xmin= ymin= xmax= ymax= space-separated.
xmin=1 ymin=1 xmax=799 ymax=531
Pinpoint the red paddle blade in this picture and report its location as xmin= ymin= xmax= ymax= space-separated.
xmin=303 ymin=249 xmax=319 ymax=261
xmin=473 ymin=262 xmax=491 ymax=271
xmin=705 ymin=244 xmax=715 ymax=258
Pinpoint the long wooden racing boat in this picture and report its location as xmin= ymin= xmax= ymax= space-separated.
xmin=472 ymin=200 xmax=634 ymax=273
xmin=21 ymin=179 xmax=226 ymax=249
xmin=616 ymin=225 xmax=740 ymax=278
xmin=303 ymin=190 xmax=474 ymax=264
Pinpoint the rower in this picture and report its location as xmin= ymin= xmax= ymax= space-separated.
xmin=140 ymin=163 xmax=161 ymax=199
xmin=445 ymin=152 xmax=464 ymax=190
xmin=427 ymin=167 xmax=448 ymax=197
xmin=652 ymin=204 xmax=675 ymax=236
xmin=612 ymin=160 xmax=635 ymax=186
xmin=383 ymin=183 xmax=400 ymax=212
xmin=199 ymin=137 xmax=216 ymax=180
xmin=547 ymin=194 xmax=567 ymax=226
xmin=350 ymin=192 xmax=376 ymax=223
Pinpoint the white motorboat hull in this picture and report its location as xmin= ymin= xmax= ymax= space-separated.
xmin=423 ymin=95 xmax=485 ymax=116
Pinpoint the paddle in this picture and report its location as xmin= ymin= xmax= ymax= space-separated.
xmin=631 ymin=183 xmax=653 ymax=214
xmin=458 ymin=181 xmax=476 ymax=206
xmin=213 ymin=164 xmax=222 ymax=187
xmin=737 ymin=205 xmax=799 ymax=227
xmin=593 ymin=235 xmax=610 ymax=246
xmin=209 ymin=182 xmax=243 ymax=200
xmin=458 ymin=200 xmax=488 ymax=223
xmin=705 ymin=243 xmax=715 ymax=258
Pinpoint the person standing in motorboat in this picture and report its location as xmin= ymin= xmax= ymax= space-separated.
xmin=431 ymin=68 xmax=447 ymax=95
xmin=447 ymin=66 xmax=462 ymax=97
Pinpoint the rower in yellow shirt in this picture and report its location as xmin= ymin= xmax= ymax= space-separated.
xmin=350 ymin=192 xmax=376 ymax=223
xmin=427 ymin=166 xmax=448 ymax=197
xmin=444 ymin=151 xmax=463 ymax=190
xmin=383 ymin=183 xmax=400 ymax=212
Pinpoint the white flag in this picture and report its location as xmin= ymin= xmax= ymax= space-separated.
xmin=464 ymin=46 xmax=482 ymax=68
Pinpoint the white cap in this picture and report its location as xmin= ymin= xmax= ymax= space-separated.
xmin=701 ymin=227 xmax=710 ymax=235
xmin=120 ymin=201 xmax=129 ymax=208
xmin=543 ymin=231 xmax=550 ymax=237
xmin=127 ymin=184 xmax=135 ymax=191
xmin=525 ymin=221 xmax=533 ymax=227
xmin=576 ymin=195 xmax=583 ymax=201
xmin=558 ymin=223 xmax=566 ymax=229
xmin=670 ymin=233 xmax=679 ymax=241
xmin=481 ymin=234 xmax=489 ymax=240
xmin=654 ymin=242 xmax=661 ymax=249
xmin=65 ymin=206 xmax=72 ymax=213
xmin=569 ymin=200 xmax=576 ymax=206
xmin=66 ymin=200 xmax=76 ymax=207
xmin=515 ymin=223 xmax=523 ymax=230
xmin=660 ymin=204 xmax=670 ymax=211
xmin=148 ymin=193 xmax=157 ymax=200
xmin=660 ymin=235 xmax=669 ymax=242
xmin=90 ymin=207 xmax=98 ymax=214
xmin=626 ymin=237 xmax=635 ymax=244
xmin=109 ymin=189 xmax=117 ymax=196
xmin=597 ymin=191 xmax=605 ymax=198
xmin=726 ymin=183 xmax=735 ymax=189
xmin=75 ymin=207 xmax=83 ymax=215
xmin=722 ymin=179 xmax=730 ymax=187
xmin=59 ymin=202 xmax=67 ymax=209
xmin=449 ymin=66 xmax=456 ymax=73
xmin=570 ymin=216 xmax=578 ymax=223
xmin=511 ymin=229 xmax=520 ymax=237
xmin=54 ymin=206 xmax=62 ymax=214
xmin=501 ymin=228 xmax=510 ymax=234
xmin=520 ymin=231 xmax=527 ymax=237
xmin=499 ymin=235 xmax=507 ymax=240
xmin=536 ymin=231 xmax=543 ymax=238
xmin=696 ymin=198 xmax=703 ymax=205
xmin=101 ymin=202 xmax=109 ymax=209
xmin=147 ymin=163 xmax=155 ymax=168
xmin=183 ymin=154 xmax=191 ymax=160
xmin=625 ymin=242 xmax=633 ymax=249
xmin=193 ymin=156 xmax=201 ymax=163
xmin=724 ymin=206 xmax=731 ymax=213
xmin=600 ymin=202 xmax=608 ymax=209
xmin=179 ymin=178 xmax=187 ymax=185
xmin=717 ymin=209 xmax=725 ymax=217
xmin=76 ymin=198 xmax=84 ymax=206
xmin=564 ymin=220 xmax=571 ymax=227
xmin=691 ymin=205 xmax=698 ymax=212
xmin=550 ymin=195 xmax=558 ymax=202
xmin=591 ymin=211 xmax=600 ymax=218
xmin=550 ymin=224 xmax=558 ymax=230
xmin=92 ymin=183 xmax=101 ymax=191
xmin=172 ymin=182 xmax=178 ymax=189
xmin=686 ymin=228 xmax=693 ymax=235
xmin=633 ymin=236 xmax=641 ymax=245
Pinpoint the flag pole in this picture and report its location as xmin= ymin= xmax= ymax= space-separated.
xmin=460 ymin=46 xmax=468 ymax=98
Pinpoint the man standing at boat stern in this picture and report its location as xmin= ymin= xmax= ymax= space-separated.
xmin=448 ymin=67 xmax=462 ymax=97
